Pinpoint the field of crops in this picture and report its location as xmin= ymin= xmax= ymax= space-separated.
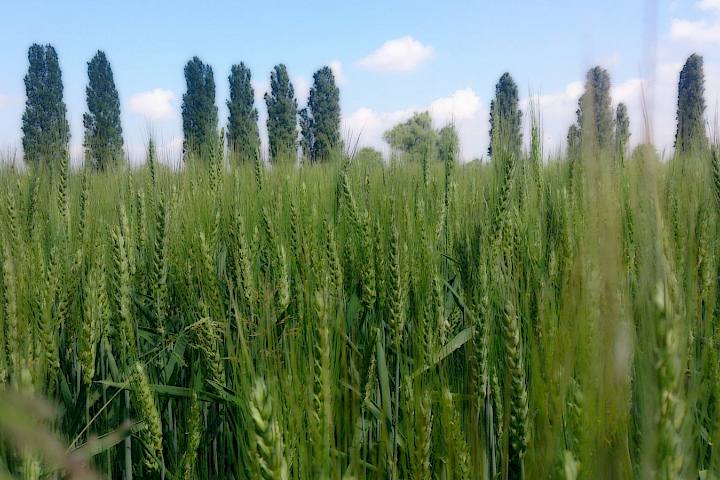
xmin=1 ymin=138 xmax=720 ymax=479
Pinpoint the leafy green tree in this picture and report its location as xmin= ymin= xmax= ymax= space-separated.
xmin=21 ymin=44 xmax=69 ymax=168
xmin=227 ymin=62 xmax=260 ymax=163
xmin=615 ymin=102 xmax=630 ymax=155
xmin=303 ymin=66 xmax=341 ymax=163
xmin=83 ymin=50 xmax=123 ymax=170
xmin=675 ymin=53 xmax=707 ymax=154
xmin=488 ymin=73 xmax=522 ymax=158
xmin=354 ymin=147 xmax=383 ymax=166
xmin=576 ymin=66 xmax=614 ymax=151
xmin=383 ymin=111 xmax=437 ymax=162
xmin=437 ymin=124 xmax=459 ymax=163
xmin=265 ymin=64 xmax=298 ymax=163
xmin=182 ymin=56 xmax=218 ymax=157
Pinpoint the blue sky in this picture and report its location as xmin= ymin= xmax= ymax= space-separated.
xmin=0 ymin=0 xmax=718 ymax=163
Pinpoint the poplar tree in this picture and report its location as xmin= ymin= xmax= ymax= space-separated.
xmin=84 ymin=50 xmax=124 ymax=170
xmin=615 ymin=102 xmax=630 ymax=155
xmin=567 ymin=124 xmax=581 ymax=160
xmin=227 ymin=62 xmax=260 ymax=163
xmin=488 ymin=72 xmax=522 ymax=158
xmin=576 ymin=66 xmax=614 ymax=151
xmin=182 ymin=56 xmax=218 ymax=158
xmin=265 ymin=64 xmax=298 ymax=163
xmin=303 ymin=66 xmax=341 ymax=163
xmin=675 ymin=53 xmax=707 ymax=154
xmin=21 ymin=44 xmax=69 ymax=168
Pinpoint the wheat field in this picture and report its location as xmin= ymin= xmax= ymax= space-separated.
xmin=1 ymin=135 xmax=720 ymax=479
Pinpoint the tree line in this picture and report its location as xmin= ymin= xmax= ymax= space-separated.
xmin=20 ymin=46 xmax=341 ymax=170
xmin=176 ymin=57 xmax=342 ymax=165
xmin=391 ymin=56 xmax=708 ymax=166
xmin=17 ymin=44 xmax=711 ymax=170
xmin=564 ymin=56 xmax=708 ymax=162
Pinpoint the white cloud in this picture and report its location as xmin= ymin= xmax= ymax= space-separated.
xmin=127 ymin=88 xmax=176 ymax=121
xmin=428 ymin=88 xmax=481 ymax=122
xmin=529 ymin=81 xmax=583 ymax=121
xmin=698 ymin=0 xmax=720 ymax=11
xmin=357 ymin=36 xmax=435 ymax=72
xmin=539 ymin=81 xmax=584 ymax=106
xmin=329 ymin=60 xmax=347 ymax=85
xmin=0 ymin=94 xmax=22 ymax=109
xmin=670 ymin=18 xmax=720 ymax=44
xmin=612 ymin=77 xmax=644 ymax=105
xmin=342 ymin=106 xmax=415 ymax=151
xmin=670 ymin=0 xmax=720 ymax=44
xmin=342 ymin=88 xmax=484 ymax=162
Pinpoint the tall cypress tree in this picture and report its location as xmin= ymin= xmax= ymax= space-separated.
xmin=675 ymin=53 xmax=707 ymax=154
xmin=264 ymin=64 xmax=297 ymax=163
xmin=576 ymin=66 xmax=614 ymax=151
xmin=488 ymin=72 xmax=522 ymax=158
xmin=182 ymin=56 xmax=218 ymax=158
xmin=615 ymin=102 xmax=630 ymax=155
xmin=21 ymin=44 xmax=69 ymax=168
xmin=84 ymin=50 xmax=123 ymax=170
xmin=227 ymin=62 xmax=260 ymax=163
xmin=304 ymin=66 xmax=341 ymax=163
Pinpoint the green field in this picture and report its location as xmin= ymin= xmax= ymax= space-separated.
xmin=1 ymin=139 xmax=719 ymax=479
